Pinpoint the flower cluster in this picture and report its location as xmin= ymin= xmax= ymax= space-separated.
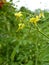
xmin=29 ymin=12 xmax=45 ymax=25
xmin=29 ymin=16 xmax=40 ymax=25
xmin=14 ymin=11 xmax=45 ymax=32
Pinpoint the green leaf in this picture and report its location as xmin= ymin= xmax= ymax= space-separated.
xmin=26 ymin=61 xmax=33 ymax=65
xmin=10 ymin=45 xmax=19 ymax=61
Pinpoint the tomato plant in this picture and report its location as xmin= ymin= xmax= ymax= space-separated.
xmin=0 ymin=0 xmax=49 ymax=65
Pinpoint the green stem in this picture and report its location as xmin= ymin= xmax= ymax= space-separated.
xmin=6 ymin=42 xmax=9 ymax=64
xmin=35 ymin=43 xmax=38 ymax=65
xmin=38 ymin=30 xmax=49 ymax=39
xmin=35 ymin=32 xmax=38 ymax=65
xmin=36 ymin=25 xmax=49 ymax=39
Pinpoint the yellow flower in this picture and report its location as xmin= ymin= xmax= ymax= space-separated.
xmin=16 ymin=23 xmax=25 ymax=32
xmin=18 ymin=23 xmax=25 ymax=29
xmin=29 ymin=16 xmax=40 ymax=25
xmin=39 ymin=12 xmax=45 ymax=18
xmin=35 ymin=16 xmax=40 ymax=21
xmin=14 ymin=12 xmax=23 ymax=18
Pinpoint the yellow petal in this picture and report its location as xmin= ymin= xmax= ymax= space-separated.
xmin=29 ymin=17 xmax=35 ymax=23
xmin=14 ymin=12 xmax=23 ymax=18
xmin=18 ymin=23 xmax=25 ymax=29
xmin=39 ymin=12 xmax=45 ymax=18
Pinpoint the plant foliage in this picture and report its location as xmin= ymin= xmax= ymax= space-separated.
xmin=0 ymin=1 xmax=49 ymax=65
